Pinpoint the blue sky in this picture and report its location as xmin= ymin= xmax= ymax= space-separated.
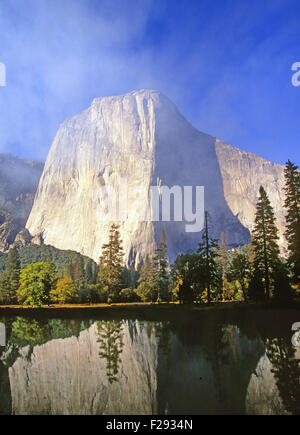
xmin=0 ymin=0 xmax=299 ymax=164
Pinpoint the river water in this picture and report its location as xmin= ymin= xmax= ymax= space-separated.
xmin=0 ymin=307 xmax=299 ymax=415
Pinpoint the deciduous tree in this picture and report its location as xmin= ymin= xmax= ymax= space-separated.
xmin=17 ymin=262 xmax=57 ymax=307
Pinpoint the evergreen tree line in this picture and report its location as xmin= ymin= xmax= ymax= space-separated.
xmin=0 ymin=160 xmax=299 ymax=306
xmin=173 ymin=160 xmax=300 ymax=304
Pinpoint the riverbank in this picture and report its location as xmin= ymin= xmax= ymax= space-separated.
xmin=0 ymin=300 xmax=299 ymax=320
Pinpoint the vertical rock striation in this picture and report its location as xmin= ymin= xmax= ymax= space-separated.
xmin=215 ymin=140 xmax=286 ymax=248
xmin=26 ymin=90 xmax=286 ymax=264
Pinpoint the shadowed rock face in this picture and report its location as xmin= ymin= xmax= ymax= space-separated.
xmin=26 ymin=90 xmax=286 ymax=265
xmin=215 ymin=140 xmax=286 ymax=250
xmin=0 ymin=154 xmax=43 ymax=252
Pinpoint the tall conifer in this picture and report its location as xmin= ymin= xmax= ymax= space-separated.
xmin=251 ymin=186 xmax=280 ymax=300
xmin=98 ymin=224 xmax=124 ymax=302
xmin=284 ymin=160 xmax=300 ymax=284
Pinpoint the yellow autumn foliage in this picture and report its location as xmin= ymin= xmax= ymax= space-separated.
xmin=50 ymin=276 xmax=77 ymax=304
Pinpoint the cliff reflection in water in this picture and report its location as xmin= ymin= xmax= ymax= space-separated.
xmin=0 ymin=310 xmax=299 ymax=415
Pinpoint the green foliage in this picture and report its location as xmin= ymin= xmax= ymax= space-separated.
xmin=119 ymin=287 xmax=140 ymax=303
xmin=0 ymin=271 xmax=12 ymax=304
xmin=136 ymin=230 xmax=170 ymax=303
xmin=0 ymin=244 xmax=97 ymax=279
xmin=122 ymin=267 xmax=140 ymax=289
xmin=72 ymin=254 xmax=86 ymax=291
xmin=136 ymin=255 xmax=159 ymax=302
xmin=8 ymin=318 xmax=93 ymax=349
xmin=85 ymin=261 xmax=98 ymax=284
xmin=17 ymin=262 xmax=57 ymax=306
xmin=153 ymin=229 xmax=169 ymax=301
xmin=10 ymin=317 xmax=51 ymax=347
xmin=228 ymin=247 xmax=251 ymax=301
xmin=172 ymin=215 xmax=222 ymax=305
xmin=251 ymin=186 xmax=281 ymax=300
xmin=98 ymin=224 xmax=125 ymax=302
xmin=6 ymin=247 xmax=20 ymax=302
xmin=76 ymin=283 xmax=104 ymax=303
xmin=172 ymin=253 xmax=200 ymax=303
xmin=284 ymin=160 xmax=300 ymax=284
xmin=77 ymin=286 xmax=93 ymax=303
xmin=0 ymin=247 xmax=21 ymax=304
xmin=220 ymin=232 xmax=228 ymax=301
xmin=197 ymin=225 xmax=220 ymax=303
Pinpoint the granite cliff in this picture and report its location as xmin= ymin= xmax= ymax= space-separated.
xmin=215 ymin=140 xmax=286 ymax=248
xmin=0 ymin=153 xmax=43 ymax=252
xmin=25 ymin=90 xmax=286 ymax=264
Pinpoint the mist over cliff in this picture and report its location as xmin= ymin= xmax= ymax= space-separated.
xmin=0 ymin=154 xmax=43 ymax=252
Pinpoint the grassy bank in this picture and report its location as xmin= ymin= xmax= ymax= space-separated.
xmin=0 ymin=299 xmax=299 ymax=314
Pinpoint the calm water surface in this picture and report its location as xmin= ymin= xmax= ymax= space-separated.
xmin=0 ymin=308 xmax=299 ymax=415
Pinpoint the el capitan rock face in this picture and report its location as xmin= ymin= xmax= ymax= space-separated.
xmin=26 ymin=90 xmax=286 ymax=265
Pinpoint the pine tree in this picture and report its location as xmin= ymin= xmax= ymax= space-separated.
xmin=73 ymin=254 xmax=86 ymax=290
xmin=284 ymin=160 xmax=300 ymax=284
xmin=85 ymin=261 xmax=94 ymax=284
xmin=248 ymin=235 xmax=255 ymax=270
xmin=6 ymin=246 xmax=21 ymax=303
xmin=220 ymin=232 xmax=228 ymax=302
xmin=153 ymin=229 xmax=169 ymax=302
xmin=0 ymin=271 xmax=11 ymax=304
xmin=251 ymin=186 xmax=280 ymax=300
xmin=136 ymin=255 xmax=159 ymax=302
xmin=197 ymin=212 xmax=219 ymax=304
xmin=229 ymin=247 xmax=250 ymax=301
xmin=172 ymin=252 xmax=204 ymax=303
xmin=98 ymin=224 xmax=124 ymax=303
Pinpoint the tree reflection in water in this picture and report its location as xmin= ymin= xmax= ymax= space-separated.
xmin=155 ymin=321 xmax=171 ymax=372
xmin=266 ymin=338 xmax=300 ymax=415
xmin=11 ymin=317 xmax=51 ymax=348
xmin=97 ymin=320 xmax=124 ymax=384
